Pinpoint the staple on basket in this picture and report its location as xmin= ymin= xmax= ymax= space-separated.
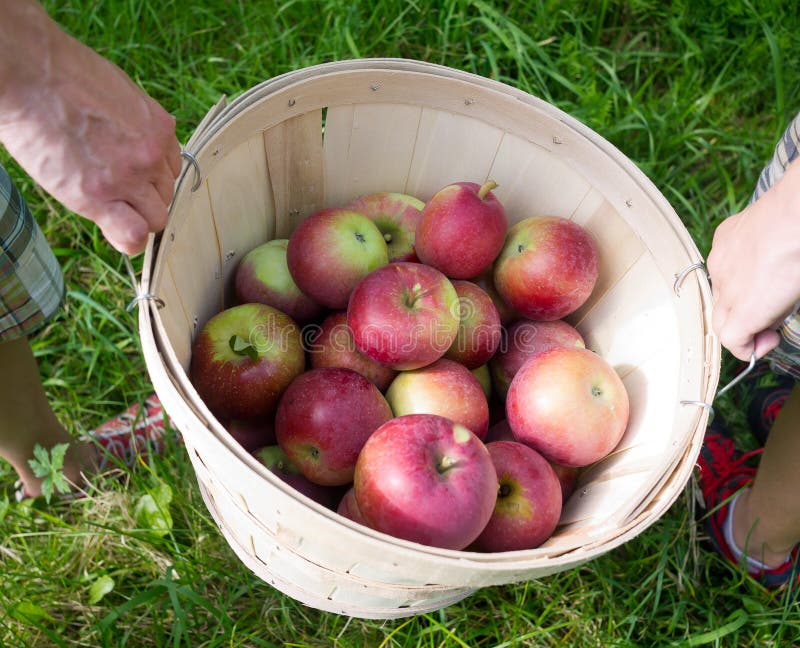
xmin=137 ymin=59 xmax=719 ymax=620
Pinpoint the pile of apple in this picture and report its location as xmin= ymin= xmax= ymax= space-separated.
xmin=189 ymin=180 xmax=630 ymax=553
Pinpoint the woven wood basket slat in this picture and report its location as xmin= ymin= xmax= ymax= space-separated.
xmin=138 ymin=59 xmax=719 ymax=620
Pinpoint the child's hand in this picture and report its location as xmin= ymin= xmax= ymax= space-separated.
xmin=707 ymin=160 xmax=800 ymax=361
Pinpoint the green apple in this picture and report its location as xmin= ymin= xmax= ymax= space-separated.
xmin=234 ymin=239 xmax=324 ymax=324
xmin=189 ymin=303 xmax=305 ymax=420
xmin=385 ymin=358 xmax=489 ymax=440
xmin=346 ymin=192 xmax=425 ymax=262
xmin=286 ymin=208 xmax=389 ymax=309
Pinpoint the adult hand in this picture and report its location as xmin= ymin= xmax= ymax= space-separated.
xmin=0 ymin=1 xmax=182 ymax=255
xmin=707 ymin=159 xmax=800 ymax=361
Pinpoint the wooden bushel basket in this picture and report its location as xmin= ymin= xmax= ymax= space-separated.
xmin=137 ymin=59 xmax=719 ymax=619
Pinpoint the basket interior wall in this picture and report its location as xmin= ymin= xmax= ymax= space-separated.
xmin=148 ymin=69 xmax=710 ymax=559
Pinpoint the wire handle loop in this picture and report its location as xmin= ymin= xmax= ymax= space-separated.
xmin=717 ymin=352 xmax=757 ymax=398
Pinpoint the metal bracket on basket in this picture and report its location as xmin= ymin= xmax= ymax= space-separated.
xmin=123 ymin=255 xmax=166 ymax=312
xmin=673 ymin=261 xmax=709 ymax=296
xmin=125 ymin=291 xmax=166 ymax=312
xmin=680 ymin=399 xmax=715 ymax=416
xmin=181 ymin=150 xmax=202 ymax=192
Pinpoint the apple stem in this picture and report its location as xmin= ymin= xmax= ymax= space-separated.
xmin=477 ymin=179 xmax=498 ymax=200
xmin=403 ymin=283 xmax=424 ymax=309
xmin=437 ymin=455 xmax=459 ymax=474
xmin=229 ymin=335 xmax=258 ymax=362
xmin=383 ymin=232 xmax=393 ymax=243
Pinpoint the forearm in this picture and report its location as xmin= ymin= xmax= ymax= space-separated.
xmin=0 ymin=0 xmax=181 ymax=254
xmin=0 ymin=1 xmax=61 ymax=122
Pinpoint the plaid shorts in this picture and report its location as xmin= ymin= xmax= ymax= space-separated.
xmin=0 ymin=163 xmax=64 ymax=342
xmin=750 ymin=112 xmax=800 ymax=379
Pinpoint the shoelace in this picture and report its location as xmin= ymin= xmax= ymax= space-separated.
xmin=762 ymin=392 xmax=789 ymax=426
xmin=699 ymin=434 xmax=762 ymax=505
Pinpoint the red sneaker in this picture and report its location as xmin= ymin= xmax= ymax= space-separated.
xmin=697 ymin=429 xmax=799 ymax=590
xmin=88 ymin=394 xmax=170 ymax=471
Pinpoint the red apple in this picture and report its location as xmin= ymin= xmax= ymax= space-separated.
xmin=354 ymin=414 xmax=498 ymax=550
xmin=337 ymin=487 xmax=370 ymax=526
xmin=484 ymin=419 xmax=580 ymax=502
xmin=234 ymin=239 xmax=324 ymax=323
xmin=474 ymin=269 xmax=520 ymax=327
xmin=275 ymin=367 xmax=393 ymax=486
xmin=493 ymin=216 xmax=599 ymax=321
xmin=224 ymin=417 xmax=276 ymax=452
xmin=506 ymin=347 xmax=629 ymax=467
xmin=484 ymin=420 xmax=579 ymax=501
xmin=385 ymin=359 xmax=489 ymax=440
xmin=253 ymin=445 xmax=340 ymax=509
xmin=444 ymin=280 xmax=502 ymax=369
xmin=308 ymin=311 xmax=396 ymax=391
xmin=472 ymin=441 xmax=562 ymax=552
xmin=488 ymin=391 xmax=507 ymax=427
xmin=347 ymin=262 xmax=460 ymax=370
xmin=490 ymin=319 xmax=585 ymax=400
xmin=286 ymin=208 xmax=389 ymax=309
xmin=345 ymin=192 xmax=425 ymax=262
xmin=551 ymin=463 xmax=580 ymax=502
xmin=484 ymin=418 xmax=515 ymax=443
xmin=189 ymin=303 xmax=305 ymax=420
xmin=471 ymin=364 xmax=492 ymax=401
xmin=416 ymin=180 xmax=507 ymax=279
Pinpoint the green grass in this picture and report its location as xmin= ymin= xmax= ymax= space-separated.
xmin=2 ymin=0 xmax=800 ymax=645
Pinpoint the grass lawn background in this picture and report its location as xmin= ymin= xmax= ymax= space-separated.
xmin=1 ymin=0 xmax=799 ymax=645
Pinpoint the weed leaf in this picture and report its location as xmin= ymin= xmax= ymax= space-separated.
xmin=134 ymin=480 xmax=174 ymax=537
xmin=27 ymin=443 xmax=72 ymax=503
xmin=89 ymin=575 xmax=116 ymax=605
